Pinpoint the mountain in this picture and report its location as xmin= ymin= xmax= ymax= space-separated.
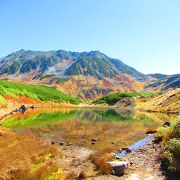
xmin=146 ymin=74 xmax=180 ymax=91
xmin=0 ymin=49 xmax=149 ymax=99
xmin=0 ymin=49 xmax=146 ymax=80
xmin=0 ymin=49 xmax=179 ymax=99
xmin=147 ymin=73 xmax=168 ymax=80
xmin=65 ymin=56 xmax=118 ymax=79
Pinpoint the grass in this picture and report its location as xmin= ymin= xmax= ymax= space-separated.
xmin=89 ymin=152 xmax=113 ymax=174
xmin=0 ymin=80 xmax=81 ymax=104
xmin=0 ymin=95 xmax=5 ymax=104
xmin=93 ymin=92 xmax=158 ymax=105
xmin=0 ymin=128 xmax=63 ymax=179
xmin=155 ymin=119 xmax=180 ymax=173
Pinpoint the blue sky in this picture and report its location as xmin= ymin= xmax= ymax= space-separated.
xmin=0 ymin=0 xmax=180 ymax=74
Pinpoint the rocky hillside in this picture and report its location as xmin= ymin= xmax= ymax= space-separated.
xmin=136 ymin=89 xmax=180 ymax=113
xmin=0 ymin=50 xmax=148 ymax=99
xmin=146 ymin=74 xmax=180 ymax=91
xmin=0 ymin=49 xmax=179 ymax=100
xmin=0 ymin=49 xmax=146 ymax=80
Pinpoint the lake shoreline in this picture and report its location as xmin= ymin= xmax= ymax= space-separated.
xmin=0 ymin=105 xmax=179 ymax=179
xmin=1 ymin=102 xmax=179 ymax=122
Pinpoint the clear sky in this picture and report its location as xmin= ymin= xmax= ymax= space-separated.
xmin=0 ymin=0 xmax=180 ymax=74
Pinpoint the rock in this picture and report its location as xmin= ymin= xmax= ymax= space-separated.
xmin=29 ymin=105 xmax=37 ymax=109
xmin=108 ymin=161 xmax=128 ymax=175
xmin=59 ymin=142 xmax=64 ymax=145
xmin=91 ymin=138 xmax=97 ymax=142
xmin=122 ymin=147 xmax=132 ymax=153
xmin=146 ymin=130 xmax=157 ymax=134
xmin=153 ymin=137 xmax=162 ymax=144
xmin=112 ymin=153 xmax=121 ymax=159
xmin=51 ymin=141 xmax=55 ymax=145
xmin=116 ymin=156 xmax=121 ymax=160
xmin=19 ymin=105 xmax=27 ymax=112
xmin=163 ymin=121 xmax=171 ymax=127
xmin=119 ymin=149 xmax=122 ymax=153
xmin=126 ymin=149 xmax=132 ymax=153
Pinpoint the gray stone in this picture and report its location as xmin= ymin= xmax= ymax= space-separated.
xmin=108 ymin=161 xmax=128 ymax=175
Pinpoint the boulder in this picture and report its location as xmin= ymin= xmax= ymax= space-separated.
xmin=121 ymin=147 xmax=132 ymax=153
xmin=163 ymin=121 xmax=171 ymax=127
xmin=108 ymin=161 xmax=128 ymax=175
xmin=19 ymin=105 xmax=27 ymax=112
xmin=146 ymin=130 xmax=157 ymax=134
xmin=153 ymin=137 xmax=162 ymax=144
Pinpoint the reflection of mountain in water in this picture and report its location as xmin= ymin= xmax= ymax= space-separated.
xmin=2 ymin=108 xmax=177 ymax=129
xmin=75 ymin=109 xmax=135 ymax=122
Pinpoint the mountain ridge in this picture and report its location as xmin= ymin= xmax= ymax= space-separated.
xmin=0 ymin=49 xmax=179 ymax=99
xmin=0 ymin=49 xmax=146 ymax=81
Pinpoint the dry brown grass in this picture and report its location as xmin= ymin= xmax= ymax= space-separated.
xmin=0 ymin=127 xmax=63 ymax=179
xmin=89 ymin=152 xmax=113 ymax=174
xmin=136 ymin=89 xmax=180 ymax=113
xmin=64 ymin=171 xmax=77 ymax=180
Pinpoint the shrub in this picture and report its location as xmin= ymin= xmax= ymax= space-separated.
xmin=156 ymin=120 xmax=180 ymax=173
xmin=93 ymin=92 xmax=157 ymax=105
xmin=163 ymin=138 xmax=180 ymax=172
xmin=89 ymin=152 xmax=113 ymax=174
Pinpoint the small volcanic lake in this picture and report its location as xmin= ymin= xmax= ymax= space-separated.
xmin=1 ymin=108 xmax=177 ymax=152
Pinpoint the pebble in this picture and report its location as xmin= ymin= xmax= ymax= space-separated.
xmin=59 ymin=142 xmax=64 ymax=145
xmin=51 ymin=141 xmax=55 ymax=144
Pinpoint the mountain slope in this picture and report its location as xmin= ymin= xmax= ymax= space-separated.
xmin=146 ymin=74 xmax=180 ymax=91
xmin=65 ymin=56 xmax=118 ymax=79
xmin=136 ymin=88 xmax=180 ymax=113
xmin=0 ymin=80 xmax=80 ymax=105
xmin=2 ymin=49 xmax=180 ymax=100
xmin=0 ymin=49 xmax=148 ymax=99
xmin=0 ymin=49 xmax=145 ymax=80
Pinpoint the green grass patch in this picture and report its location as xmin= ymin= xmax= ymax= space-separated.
xmin=93 ymin=92 xmax=157 ymax=105
xmin=0 ymin=80 xmax=80 ymax=104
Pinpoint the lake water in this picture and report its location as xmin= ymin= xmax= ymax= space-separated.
xmin=1 ymin=108 xmax=177 ymax=152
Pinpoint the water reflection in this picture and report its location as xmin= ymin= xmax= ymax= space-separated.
xmin=2 ymin=108 xmax=177 ymax=152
